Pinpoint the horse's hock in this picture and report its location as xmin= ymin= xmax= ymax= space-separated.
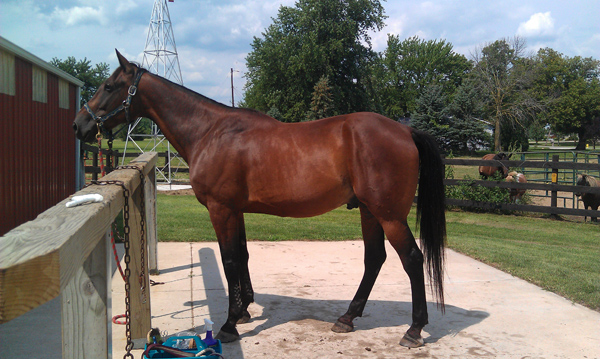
xmin=0 ymin=152 xmax=158 ymax=358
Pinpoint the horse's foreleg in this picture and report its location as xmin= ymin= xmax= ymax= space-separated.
xmin=208 ymin=204 xmax=245 ymax=343
xmin=332 ymin=205 xmax=386 ymax=333
xmin=237 ymin=213 xmax=254 ymax=324
xmin=387 ymin=223 xmax=428 ymax=348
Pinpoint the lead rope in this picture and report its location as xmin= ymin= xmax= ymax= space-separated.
xmin=97 ymin=125 xmax=105 ymax=177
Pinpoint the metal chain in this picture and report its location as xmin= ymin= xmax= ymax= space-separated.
xmin=91 ymin=179 xmax=134 ymax=358
xmin=90 ymin=165 xmax=146 ymax=359
xmin=117 ymin=165 xmax=147 ymax=304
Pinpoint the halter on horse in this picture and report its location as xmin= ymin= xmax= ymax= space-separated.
xmin=73 ymin=50 xmax=447 ymax=348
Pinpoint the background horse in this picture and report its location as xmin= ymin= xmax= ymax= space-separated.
xmin=505 ymin=171 xmax=527 ymax=203
xmin=73 ymin=51 xmax=447 ymax=348
xmin=576 ymin=173 xmax=600 ymax=222
xmin=479 ymin=153 xmax=510 ymax=179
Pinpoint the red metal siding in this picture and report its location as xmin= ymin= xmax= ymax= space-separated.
xmin=0 ymin=57 xmax=77 ymax=235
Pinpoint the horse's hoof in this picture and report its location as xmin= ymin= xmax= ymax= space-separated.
xmin=237 ymin=310 xmax=251 ymax=324
xmin=331 ymin=320 xmax=353 ymax=333
xmin=399 ymin=332 xmax=424 ymax=348
xmin=215 ymin=329 xmax=239 ymax=343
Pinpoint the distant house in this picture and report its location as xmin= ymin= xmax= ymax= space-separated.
xmin=0 ymin=36 xmax=84 ymax=235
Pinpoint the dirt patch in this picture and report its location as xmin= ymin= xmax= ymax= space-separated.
xmin=159 ymin=188 xmax=195 ymax=196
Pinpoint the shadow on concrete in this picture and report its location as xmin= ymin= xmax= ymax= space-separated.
xmin=150 ymin=246 xmax=489 ymax=355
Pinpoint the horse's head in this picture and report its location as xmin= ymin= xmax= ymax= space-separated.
xmin=575 ymin=174 xmax=588 ymax=197
xmin=73 ymin=50 xmax=145 ymax=142
xmin=495 ymin=152 xmax=510 ymax=177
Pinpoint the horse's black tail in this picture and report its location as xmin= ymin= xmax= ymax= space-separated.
xmin=411 ymin=129 xmax=447 ymax=310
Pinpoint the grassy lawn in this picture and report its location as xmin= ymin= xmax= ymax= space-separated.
xmin=156 ymin=193 xmax=599 ymax=310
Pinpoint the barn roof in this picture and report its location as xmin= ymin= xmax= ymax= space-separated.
xmin=0 ymin=36 xmax=84 ymax=87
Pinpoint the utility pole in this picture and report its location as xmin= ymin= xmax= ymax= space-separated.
xmin=231 ymin=68 xmax=235 ymax=107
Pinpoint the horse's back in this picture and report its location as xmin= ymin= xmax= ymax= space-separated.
xmin=204 ymin=112 xmax=419 ymax=218
xmin=479 ymin=153 xmax=496 ymax=176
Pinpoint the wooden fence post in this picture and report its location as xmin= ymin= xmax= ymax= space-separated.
xmin=146 ymin=168 xmax=159 ymax=275
xmin=61 ymin=229 xmax=110 ymax=358
xmin=128 ymin=182 xmax=152 ymax=347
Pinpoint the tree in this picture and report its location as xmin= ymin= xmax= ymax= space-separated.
xmin=410 ymin=84 xmax=450 ymax=151
xmin=50 ymin=56 xmax=110 ymax=106
xmin=243 ymin=0 xmax=386 ymax=122
xmin=532 ymin=48 xmax=600 ymax=150
xmin=446 ymin=81 xmax=492 ymax=153
xmin=377 ymin=35 xmax=471 ymax=119
xmin=412 ymin=82 xmax=490 ymax=154
xmin=306 ymin=76 xmax=333 ymax=121
xmin=470 ymin=37 xmax=538 ymax=151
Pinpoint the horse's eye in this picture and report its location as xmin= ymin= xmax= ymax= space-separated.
xmin=105 ymin=84 xmax=113 ymax=92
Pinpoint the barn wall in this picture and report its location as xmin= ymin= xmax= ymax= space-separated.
xmin=0 ymin=39 xmax=83 ymax=235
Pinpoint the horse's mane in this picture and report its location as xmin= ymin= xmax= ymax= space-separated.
xmin=128 ymin=63 xmax=267 ymax=118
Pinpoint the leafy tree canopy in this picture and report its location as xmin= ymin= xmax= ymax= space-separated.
xmin=378 ymin=35 xmax=471 ymax=119
xmin=50 ymin=56 xmax=110 ymax=106
xmin=532 ymin=48 xmax=600 ymax=149
xmin=470 ymin=37 xmax=538 ymax=151
xmin=243 ymin=0 xmax=386 ymax=122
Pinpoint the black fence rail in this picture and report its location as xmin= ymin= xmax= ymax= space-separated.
xmin=81 ymin=143 xmax=120 ymax=181
xmin=83 ymin=149 xmax=600 ymax=219
xmin=444 ymin=156 xmax=600 ymax=218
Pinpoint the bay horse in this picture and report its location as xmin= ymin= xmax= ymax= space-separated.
xmin=576 ymin=173 xmax=600 ymax=222
xmin=73 ymin=51 xmax=447 ymax=348
xmin=505 ymin=171 xmax=527 ymax=203
xmin=479 ymin=153 xmax=510 ymax=179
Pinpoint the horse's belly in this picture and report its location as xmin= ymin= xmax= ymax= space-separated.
xmin=244 ymin=176 xmax=353 ymax=218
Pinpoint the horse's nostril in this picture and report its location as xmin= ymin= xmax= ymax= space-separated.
xmin=72 ymin=122 xmax=78 ymax=131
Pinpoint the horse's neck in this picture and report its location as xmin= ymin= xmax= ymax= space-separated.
xmin=137 ymin=75 xmax=225 ymax=162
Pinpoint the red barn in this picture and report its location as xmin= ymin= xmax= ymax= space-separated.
xmin=0 ymin=37 xmax=84 ymax=235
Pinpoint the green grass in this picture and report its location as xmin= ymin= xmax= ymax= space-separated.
xmin=156 ymin=193 xmax=600 ymax=310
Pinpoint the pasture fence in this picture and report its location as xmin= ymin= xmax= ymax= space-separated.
xmin=444 ymin=155 xmax=600 ymax=218
xmin=83 ymin=145 xmax=189 ymax=183
xmin=0 ymin=152 xmax=158 ymax=358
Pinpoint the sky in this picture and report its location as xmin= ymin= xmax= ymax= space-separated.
xmin=2 ymin=0 xmax=600 ymax=106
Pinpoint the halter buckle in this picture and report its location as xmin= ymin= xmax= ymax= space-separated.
xmin=128 ymin=85 xmax=137 ymax=96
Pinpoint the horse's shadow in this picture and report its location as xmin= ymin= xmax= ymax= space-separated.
xmin=158 ymin=247 xmax=489 ymax=347
xmin=238 ymin=293 xmax=486 ymax=344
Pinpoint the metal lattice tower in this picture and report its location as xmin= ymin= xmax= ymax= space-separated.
xmin=122 ymin=0 xmax=187 ymax=184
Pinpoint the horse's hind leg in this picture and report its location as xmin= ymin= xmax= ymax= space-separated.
xmin=384 ymin=221 xmax=428 ymax=348
xmin=332 ymin=205 xmax=386 ymax=333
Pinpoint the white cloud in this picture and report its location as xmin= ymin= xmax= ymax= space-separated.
xmin=517 ymin=12 xmax=555 ymax=38
xmin=49 ymin=5 xmax=107 ymax=27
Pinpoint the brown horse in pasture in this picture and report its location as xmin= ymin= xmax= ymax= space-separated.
xmin=479 ymin=153 xmax=510 ymax=179
xmin=73 ymin=51 xmax=447 ymax=348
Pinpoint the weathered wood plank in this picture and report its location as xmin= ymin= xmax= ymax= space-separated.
xmin=128 ymin=184 xmax=152 ymax=343
xmin=0 ymin=152 xmax=157 ymax=324
xmin=62 ymin=232 xmax=109 ymax=359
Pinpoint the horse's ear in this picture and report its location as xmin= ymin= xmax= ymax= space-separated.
xmin=116 ymin=49 xmax=133 ymax=74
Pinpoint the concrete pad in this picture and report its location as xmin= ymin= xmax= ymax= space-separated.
xmin=111 ymin=241 xmax=600 ymax=359
xmin=2 ymin=241 xmax=595 ymax=358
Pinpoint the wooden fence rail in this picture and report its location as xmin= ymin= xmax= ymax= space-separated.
xmin=0 ymin=152 xmax=158 ymax=358
xmin=444 ymin=156 xmax=600 ymax=218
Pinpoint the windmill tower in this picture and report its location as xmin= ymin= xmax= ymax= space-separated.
xmin=122 ymin=0 xmax=187 ymax=183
